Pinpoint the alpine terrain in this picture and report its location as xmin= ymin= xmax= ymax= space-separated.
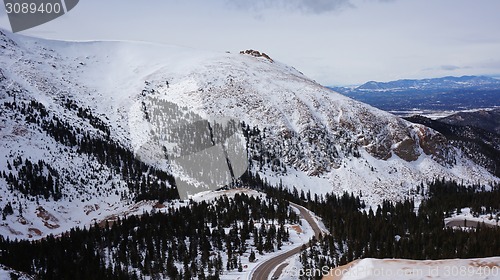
xmin=0 ymin=29 xmax=497 ymax=242
xmin=405 ymin=109 xmax=500 ymax=177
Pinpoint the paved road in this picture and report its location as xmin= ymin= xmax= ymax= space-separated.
xmin=251 ymin=202 xmax=323 ymax=280
xmin=270 ymin=263 xmax=290 ymax=280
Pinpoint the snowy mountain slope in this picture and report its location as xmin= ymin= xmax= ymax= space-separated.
xmin=0 ymin=30 xmax=182 ymax=239
xmin=405 ymin=114 xmax=500 ymax=177
xmin=116 ymin=44 xmax=497 ymax=204
xmin=322 ymin=257 xmax=500 ymax=280
xmin=0 ymin=264 xmax=34 ymax=280
xmin=0 ymin=29 xmax=498 ymax=240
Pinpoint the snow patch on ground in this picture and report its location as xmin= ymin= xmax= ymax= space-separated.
xmin=190 ymin=188 xmax=266 ymax=203
xmin=444 ymin=207 xmax=500 ymax=229
xmin=0 ymin=264 xmax=34 ymax=280
xmin=324 ymin=257 xmax=500 ymax=280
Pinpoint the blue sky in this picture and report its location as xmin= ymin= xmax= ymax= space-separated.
xmin=1 ymin=0 xmax=500 ymax=85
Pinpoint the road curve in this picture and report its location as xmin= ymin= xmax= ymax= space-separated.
xmin=251 ymin=202 xmax=323 ymax=280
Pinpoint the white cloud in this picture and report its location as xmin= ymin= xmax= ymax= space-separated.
xmin=227 ymin=0 xmax=400 ymax=14
xmin=228 ymin=0 xmax=352 ymax=14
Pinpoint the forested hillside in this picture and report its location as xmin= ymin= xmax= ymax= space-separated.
xmin=405 ymin=114 xmax=500 ymax=177
xmin=1 ymin=176 xmax=499 ymax=279
xmin=0 ymin=193 xmax=298 ymax=279
xmin=293 ymin=179 xmax=500 ymax=279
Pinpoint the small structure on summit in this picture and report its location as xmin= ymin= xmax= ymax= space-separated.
xmin=239 ymin=49 xmax=273 ymax=62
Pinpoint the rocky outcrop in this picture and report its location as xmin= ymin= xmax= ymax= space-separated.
xmin=393 ymin=138 xmax=420 ymax=162
xmin=240 ymin=49 xmax=273 ymax=62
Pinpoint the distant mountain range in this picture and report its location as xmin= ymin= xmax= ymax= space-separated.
xmin=329 ymin=76 xmax=500 ymax=113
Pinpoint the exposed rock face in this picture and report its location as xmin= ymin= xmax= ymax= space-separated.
xmin=417 ymin=126 xmax=451 ymax=164
xmin=393 ymin=138 xmax=419 ymax=162
xmin=240 ymin=49 xmax=273 ymax=62
xmin=405 ymin=113 xmax=500 ymax=177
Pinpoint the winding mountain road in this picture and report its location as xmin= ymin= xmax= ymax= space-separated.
xmin=250 ymin=202 xmax=324 ymax=280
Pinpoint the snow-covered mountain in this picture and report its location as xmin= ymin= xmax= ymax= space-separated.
xmin=0 ymin=29 xmax=497 ymax=239
xmin=405 ymin=111 xmax=500 ymax=177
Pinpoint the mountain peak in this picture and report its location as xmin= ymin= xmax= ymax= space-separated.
xmin=239 ymin=49 xmax=274 ymax=62
xmin=1 ymin=33 xmax=497 ymax=239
